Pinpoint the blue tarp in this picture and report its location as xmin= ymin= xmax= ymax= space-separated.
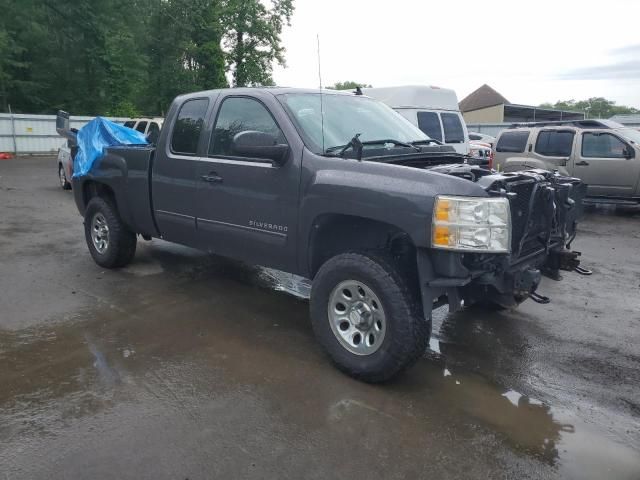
xmin=73 ymin=117 xmax=148 ymax=177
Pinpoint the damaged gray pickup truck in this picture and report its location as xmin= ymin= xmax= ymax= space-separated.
xmin=62 ymin=88 xmax=589 ymax=382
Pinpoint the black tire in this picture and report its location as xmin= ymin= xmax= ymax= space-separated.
xmin=84 ymin=196 xmax=137 ymax=268
xmin=58 ymin=164 xmax=71 ymax=190
xmin=310 ymin=251 xmax=431 ymax=383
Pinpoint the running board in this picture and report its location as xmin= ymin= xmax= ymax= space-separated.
xmin=583 ymin=197 xmax=639 ymax=206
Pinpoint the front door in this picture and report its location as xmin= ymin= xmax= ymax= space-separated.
xmin=195 ymin=95 xmax=300 ymax=272
xmin=570 ymin=131 xmax=640 ymax=197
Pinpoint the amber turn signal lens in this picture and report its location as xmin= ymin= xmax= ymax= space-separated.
xmin=433 ymin=225 xmax=451 ymax=246
xmin=435 ymin=199 xmax=451 ymax=222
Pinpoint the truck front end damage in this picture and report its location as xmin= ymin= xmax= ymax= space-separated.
xmin=418 ymin=166 xmax=589 ymax=314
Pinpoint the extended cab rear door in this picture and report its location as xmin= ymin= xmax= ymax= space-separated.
xmin=152 ymin=95 xmax=217 ymax=247
xmin=194 ymin=92 xmax=302 ymax=272
xmin=570 ymin=131 xmax=640 ymax=197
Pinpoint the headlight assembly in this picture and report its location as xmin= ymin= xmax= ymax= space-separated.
xmin=432 ymin=195 xmax=511 ymax=253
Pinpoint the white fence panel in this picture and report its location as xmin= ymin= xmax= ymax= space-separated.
xmin=0 ymin=113 xmax=131 ymax=155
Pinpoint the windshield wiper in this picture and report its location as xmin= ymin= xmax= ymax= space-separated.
xmin=325 ymin=136 xmax=420 ymax=160
xmin=325 ymin=133 xmax=364 ymax=159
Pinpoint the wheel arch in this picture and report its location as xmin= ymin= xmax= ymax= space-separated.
xmin=307 ymin=213 xmax=417 ymax=280
xmin=79 ymin=179 xmax=136 ymax=231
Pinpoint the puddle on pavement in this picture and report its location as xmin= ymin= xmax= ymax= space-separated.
xmin=1 ymin=243 xmax=638 ymax=479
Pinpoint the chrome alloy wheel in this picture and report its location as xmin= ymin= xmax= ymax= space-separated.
xmin=91 ymin=213 xmax=110 ymax=254
xmin=328 ymin=280 xmax=386 ymax=355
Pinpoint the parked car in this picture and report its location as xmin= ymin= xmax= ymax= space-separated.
xmin=57 ymin=139 xmax=74 ymax=190
xmin=468 ymin=131 xmax=496 ymax=147
xmin=363 ymin=86 xmax=469 ymax=155
xmin=468 ymin=140 xmax=493 ymax=167
xmin=58 ymin=88 xmax=587 ymax=382
xmin=493 ymin=120 xmax=640 ymax=205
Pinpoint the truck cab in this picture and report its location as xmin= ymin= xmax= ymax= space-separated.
xmin=494 ymin=120 xmax=640 ymax=204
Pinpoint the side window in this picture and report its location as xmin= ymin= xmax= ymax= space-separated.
xmin=469 ymin=133 xmax=482 ymax=141
xmin=441 ymin=113 xmax=465 ymax=143
xmin=582 ymin=133 xmax=627 ymax=158
xmin=416 ymin=111 xmax=442 ymax=141
xmin=123 ymin=120 xmax=136 ymax=128
xmin=496 ymin=131 xmax=529 ymax=153
xmin=209 ymin=97 xmax=286 ymax=157
xmin=535 ymin=130 xmax=575 ymax=157
xmin=171 ymin=98 xmax=209 ymax=155
xmin=135 ymin=121 xmax=147 ymax=134
xmin=147 ymin=122 xmax=160 ymax=144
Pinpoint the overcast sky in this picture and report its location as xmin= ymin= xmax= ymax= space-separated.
xmin=272 ymin=0 xmax=640 ymax=108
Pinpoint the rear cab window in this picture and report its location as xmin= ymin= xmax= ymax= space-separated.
xmin=171 ymin=98 xmax=209 ymax=155
xmin=496 ymin=131 xmax=530 ymax=153
xmin=416 ymin=111 xmax=442 ymax=142
xmin=441 ymin=113 xmax=465 ymax=143
xmin=135 ymin=121 xmax=148 ymax=134
xmin=147 ymin=122 xmax=161 ymax=144
xmin=535 ymin=130 xmax=575 ymax=157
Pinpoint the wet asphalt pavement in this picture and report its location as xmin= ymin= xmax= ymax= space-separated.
xmin=1 ymin=157 xmax=639 ymax=479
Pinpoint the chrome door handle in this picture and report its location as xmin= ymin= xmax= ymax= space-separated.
xmin=201 ymin=173 xmax=223 ymax=183
xmin=575 ymin=161 xmax=589 ymax=166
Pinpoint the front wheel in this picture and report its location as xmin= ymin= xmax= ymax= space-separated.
xmin=84 ymin=197 xmax=137 ymax=268
xmin=310 ymin=252 xmax=430 ymax=383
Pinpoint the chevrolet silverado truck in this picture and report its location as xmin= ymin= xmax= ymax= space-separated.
xmin=61 ymin=88 xmax=588 ymax=382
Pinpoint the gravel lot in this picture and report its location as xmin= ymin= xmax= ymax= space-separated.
xmin=1 ymin=156 xmax=639 ymax=479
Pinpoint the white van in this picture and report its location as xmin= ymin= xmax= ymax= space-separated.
xmin=363 ymin=86 xmax=469 ymax=155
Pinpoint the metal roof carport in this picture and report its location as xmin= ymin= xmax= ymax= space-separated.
xmin=503 ymin=104 xmax=585 ymax=123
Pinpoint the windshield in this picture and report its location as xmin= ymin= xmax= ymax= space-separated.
xmin=617 ymin=128 xmax=640 ymax=144
xmin=279 ymin=93 xmax=429 ymax=154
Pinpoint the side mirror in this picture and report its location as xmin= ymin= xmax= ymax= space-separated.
xmin=232 ymin=130 xmax=289 ymax=165
xmin=623 ymin=145 xmax=635 ymax=159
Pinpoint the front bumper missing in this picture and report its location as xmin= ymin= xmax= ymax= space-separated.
xmin=416 ymin=245 xmax=590 ymax=318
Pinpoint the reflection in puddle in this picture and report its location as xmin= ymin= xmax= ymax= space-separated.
xmin=1 ymin=249 xmax=638 ymax=479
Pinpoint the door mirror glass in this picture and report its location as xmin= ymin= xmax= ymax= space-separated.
xmin=232 ymin=130 xmax=289 ymax=164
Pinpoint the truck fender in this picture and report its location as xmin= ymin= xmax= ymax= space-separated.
xmin=77 ymin=154 xmax=134 ymax=228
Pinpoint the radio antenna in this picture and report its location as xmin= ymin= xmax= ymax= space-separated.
xmin=317 ymin=33 xmax=325 ymax=154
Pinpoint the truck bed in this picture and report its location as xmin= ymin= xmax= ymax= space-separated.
xmin=97 ymin=145 xmax=158 ymax=237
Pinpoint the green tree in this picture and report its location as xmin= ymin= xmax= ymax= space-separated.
xmin=328 ymin=81 xmax=372 ymax=90
xmin=222 ymin=0 xmax=294 ymax=87
xmin=145 ymin=0 xmax=227 ymax=114
xmin=0 ymin=0 xmax=295 ymax=115
xmin=540 ymin=97 xmax=639 ymax=119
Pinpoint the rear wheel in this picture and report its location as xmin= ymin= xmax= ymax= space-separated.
xmin=310 ymin=252 xmax=430 ymax=383
xmin=58 ymin=164 xmax=71 ymax=190
xmin=84 ymin=197 xmax=136 ymax=268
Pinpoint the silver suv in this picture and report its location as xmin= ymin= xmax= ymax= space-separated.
xmin=494 ymin=120 xmax=640 ymax=204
